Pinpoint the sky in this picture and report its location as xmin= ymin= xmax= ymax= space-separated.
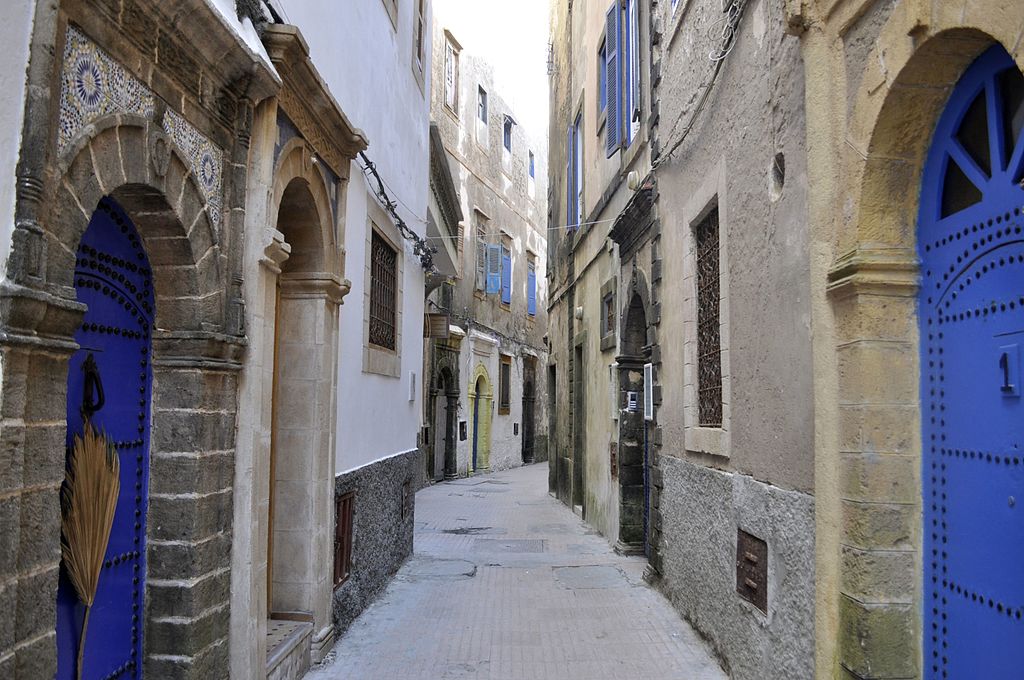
xmin=433 ymin=0 xmax=551 ymax=151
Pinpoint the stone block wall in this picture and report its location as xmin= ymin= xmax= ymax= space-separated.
xmin=331 ymin=449 xmax=418 ymax=636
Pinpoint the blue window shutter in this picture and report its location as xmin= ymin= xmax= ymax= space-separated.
xmin=605 ymin=1 xmax=621 ymax=158
xmin=500 ymin=246 xmax=512 ymax=304
xmin=527 ymin=264 xmax=537 ymax=316
xmin=486 ymin=244 xmax=501 ymax=294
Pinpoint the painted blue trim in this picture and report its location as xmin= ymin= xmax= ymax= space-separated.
xmin=918 ymin=45 xmax=1024 ymax=680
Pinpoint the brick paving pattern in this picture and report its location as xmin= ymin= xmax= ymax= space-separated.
xmin=308 ymin=464 xmax=727 ymax=680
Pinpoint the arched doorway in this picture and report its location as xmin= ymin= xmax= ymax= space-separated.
xmin=617 ymin=292 xmax=650 ymax=555
xmin=918 ymin=45 xmax=1024 ymax=677
xmin=522 ymin=380 xmax=535 ymax=464
xmin=266 ymin=171 xmax=342 ymax=650
xmin=57 ymin=196 xmax=154 ymax=679
xmin=468 ymin=366 xmax=493 ymax=473
xmin=431 ymin=368 xmax=459 ymax=481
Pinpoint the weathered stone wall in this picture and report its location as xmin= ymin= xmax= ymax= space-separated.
xmin=330 ymin=448 xmax=418 ymax=636
xmin=641 ymin=0 xmax=816 ymax=676
xmin=657 ymin=455 xmax=815 ymax=679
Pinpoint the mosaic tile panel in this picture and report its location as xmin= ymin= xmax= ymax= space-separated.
xmin=162 ymin=108 xmax=224 ymax=229
xmin=59 ymin=25 xmax=155 ymax=152
xmin=58 ymin=25 xmax=224 ymax=229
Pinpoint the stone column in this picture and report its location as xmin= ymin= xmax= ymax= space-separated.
xmin=443 ymin=391 xmax=459 ymax=479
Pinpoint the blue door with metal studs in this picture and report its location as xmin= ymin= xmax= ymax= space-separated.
xmin=919 ymin=46 xmax=1024 ymax=678
xmin=56 ymin=197 xmax=154 ymax=680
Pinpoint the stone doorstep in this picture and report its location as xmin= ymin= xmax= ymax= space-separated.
xmin=267 ymin=618 xmax=314 ymax=680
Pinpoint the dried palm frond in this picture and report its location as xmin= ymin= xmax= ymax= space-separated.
xmin=60 ymin=421 xmax=120 ymax=680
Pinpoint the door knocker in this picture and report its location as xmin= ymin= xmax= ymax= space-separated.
xmin=81 ymin=353 xmax=105 ymax=420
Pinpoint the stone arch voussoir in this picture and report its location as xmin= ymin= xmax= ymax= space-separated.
xmin=51 ymin=115 xmax=224 ymax=331
xmin=271 ymin=138 xmax=342 ymax=279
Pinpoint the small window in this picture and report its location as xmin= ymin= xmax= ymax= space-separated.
xmin=567 ymin=112 xmax=583 ymax=230
xmin=478 ymin=86 xmax=488 ymax=123
xmin=695 ymin=207 xmax=722 ymax=427
xmin=499 ymin=355 xmax=512 ymax=414
xmin=503 ymin=116 xmax=514 ymax=152
xmin=369 ymin=230 xmax=398 ymax=350
xmin=601 ymin=292 xmax=616 ymax=338
xmin=529 ymin=151 xmax=535 ymax=178
xmin=598 ymin=37 xmax=607 ymax=116
xmin=334 ymin=491 xmax=355 ymax=587
xmin=414 ymin=0 xmax=426 ymax=71
xmin=444 ymin=41 xmax=459 ymax=112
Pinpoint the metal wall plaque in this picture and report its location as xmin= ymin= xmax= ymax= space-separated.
xmin=736 ymin=528 xmax=768 ymax=613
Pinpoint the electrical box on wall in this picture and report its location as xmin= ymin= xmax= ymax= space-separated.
xmin=736 ymin=528 xmax=768 ymax=613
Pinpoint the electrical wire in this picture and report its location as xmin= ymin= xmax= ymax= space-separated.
xmin=358 ymin=151 xmax=438 ymax=272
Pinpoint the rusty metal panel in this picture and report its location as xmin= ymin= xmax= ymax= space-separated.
xmin=736 ymin=528 xmax=767 ymax=613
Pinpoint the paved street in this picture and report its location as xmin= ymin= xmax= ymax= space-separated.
xmin=308 ymin=463 xmax=726 ymax=680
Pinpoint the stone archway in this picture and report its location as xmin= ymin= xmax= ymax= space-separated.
xmin=1 ymin=114 xmax=238 ymax=678
xmin=614 ymin=266 xmax=658 ymax=560
xmin=808 ymin=6 xmax=1024 ymax=676
xmin=257 ymin=139 xmax=346 ymax=668
xmin=467 ymin=364 xmax=494 ymax=473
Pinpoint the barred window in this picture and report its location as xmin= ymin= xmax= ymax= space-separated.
xmin=369 ymin=231 xmax=397 ymax=350
xmin=334 ymin=491 xmax=355 ymax=587
xmin=499 ymin=355 xmax=512 ymax=413
xmin=695 ymin=207 xmax=722 ymax=427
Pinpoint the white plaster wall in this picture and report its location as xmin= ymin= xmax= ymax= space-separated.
xmin=281 ymin=1 xmax=432 ymax=474
xmin=0 ymin=0 xmax=36 ymax=282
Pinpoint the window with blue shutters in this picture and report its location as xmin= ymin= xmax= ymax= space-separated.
xmin=527 ymin=257 xmax=537 ymax=316
xmin=486 ymin=244 xmax=501 ymax=294
xmin=500 ymin=243 xmax=512 ymax=305
xmin=604 ymin=1 xmax=621 ymax=158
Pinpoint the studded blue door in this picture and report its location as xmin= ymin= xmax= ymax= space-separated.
xmin=919 ymin=46 xmax=1024 ymax=678
xmin=56 ymin=197 xmax=154 ymax=680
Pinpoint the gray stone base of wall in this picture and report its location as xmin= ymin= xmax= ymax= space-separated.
xmin=331 ymin=449 xmax=418 ymax=636
xmin=655 ymin=455 xmax=815 ymax=680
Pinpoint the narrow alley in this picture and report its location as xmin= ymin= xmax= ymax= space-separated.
xmin=307 ymin=464 xmax=725 ymax=680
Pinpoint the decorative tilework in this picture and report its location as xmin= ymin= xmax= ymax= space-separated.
xmin=59 ymin=25 xmax=155 ymax=152
xmin=58 ymin=25 xmax=224 ymax=229
xmin=162 ymin=109 xmax=224 ymax=229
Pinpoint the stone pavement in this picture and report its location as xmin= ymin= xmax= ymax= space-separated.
xmin=307 ymin=463 xmax=727 ymax=680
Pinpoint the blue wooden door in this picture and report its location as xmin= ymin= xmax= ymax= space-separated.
xmin=919 ymin=46 xmax=1024 ymax=678
xmin=57 ymin=197 xmax=154 ymax=680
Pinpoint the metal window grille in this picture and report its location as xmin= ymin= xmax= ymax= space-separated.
xmin=499 ymin=357 xmax=511 ymax=411
xmin=334 ymin=491 xmax=355 ymax=587
xmin=695 ymin=207 xmax=722 ymax=427
xmin=369 ymin=231 xmax=397 ymax=350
